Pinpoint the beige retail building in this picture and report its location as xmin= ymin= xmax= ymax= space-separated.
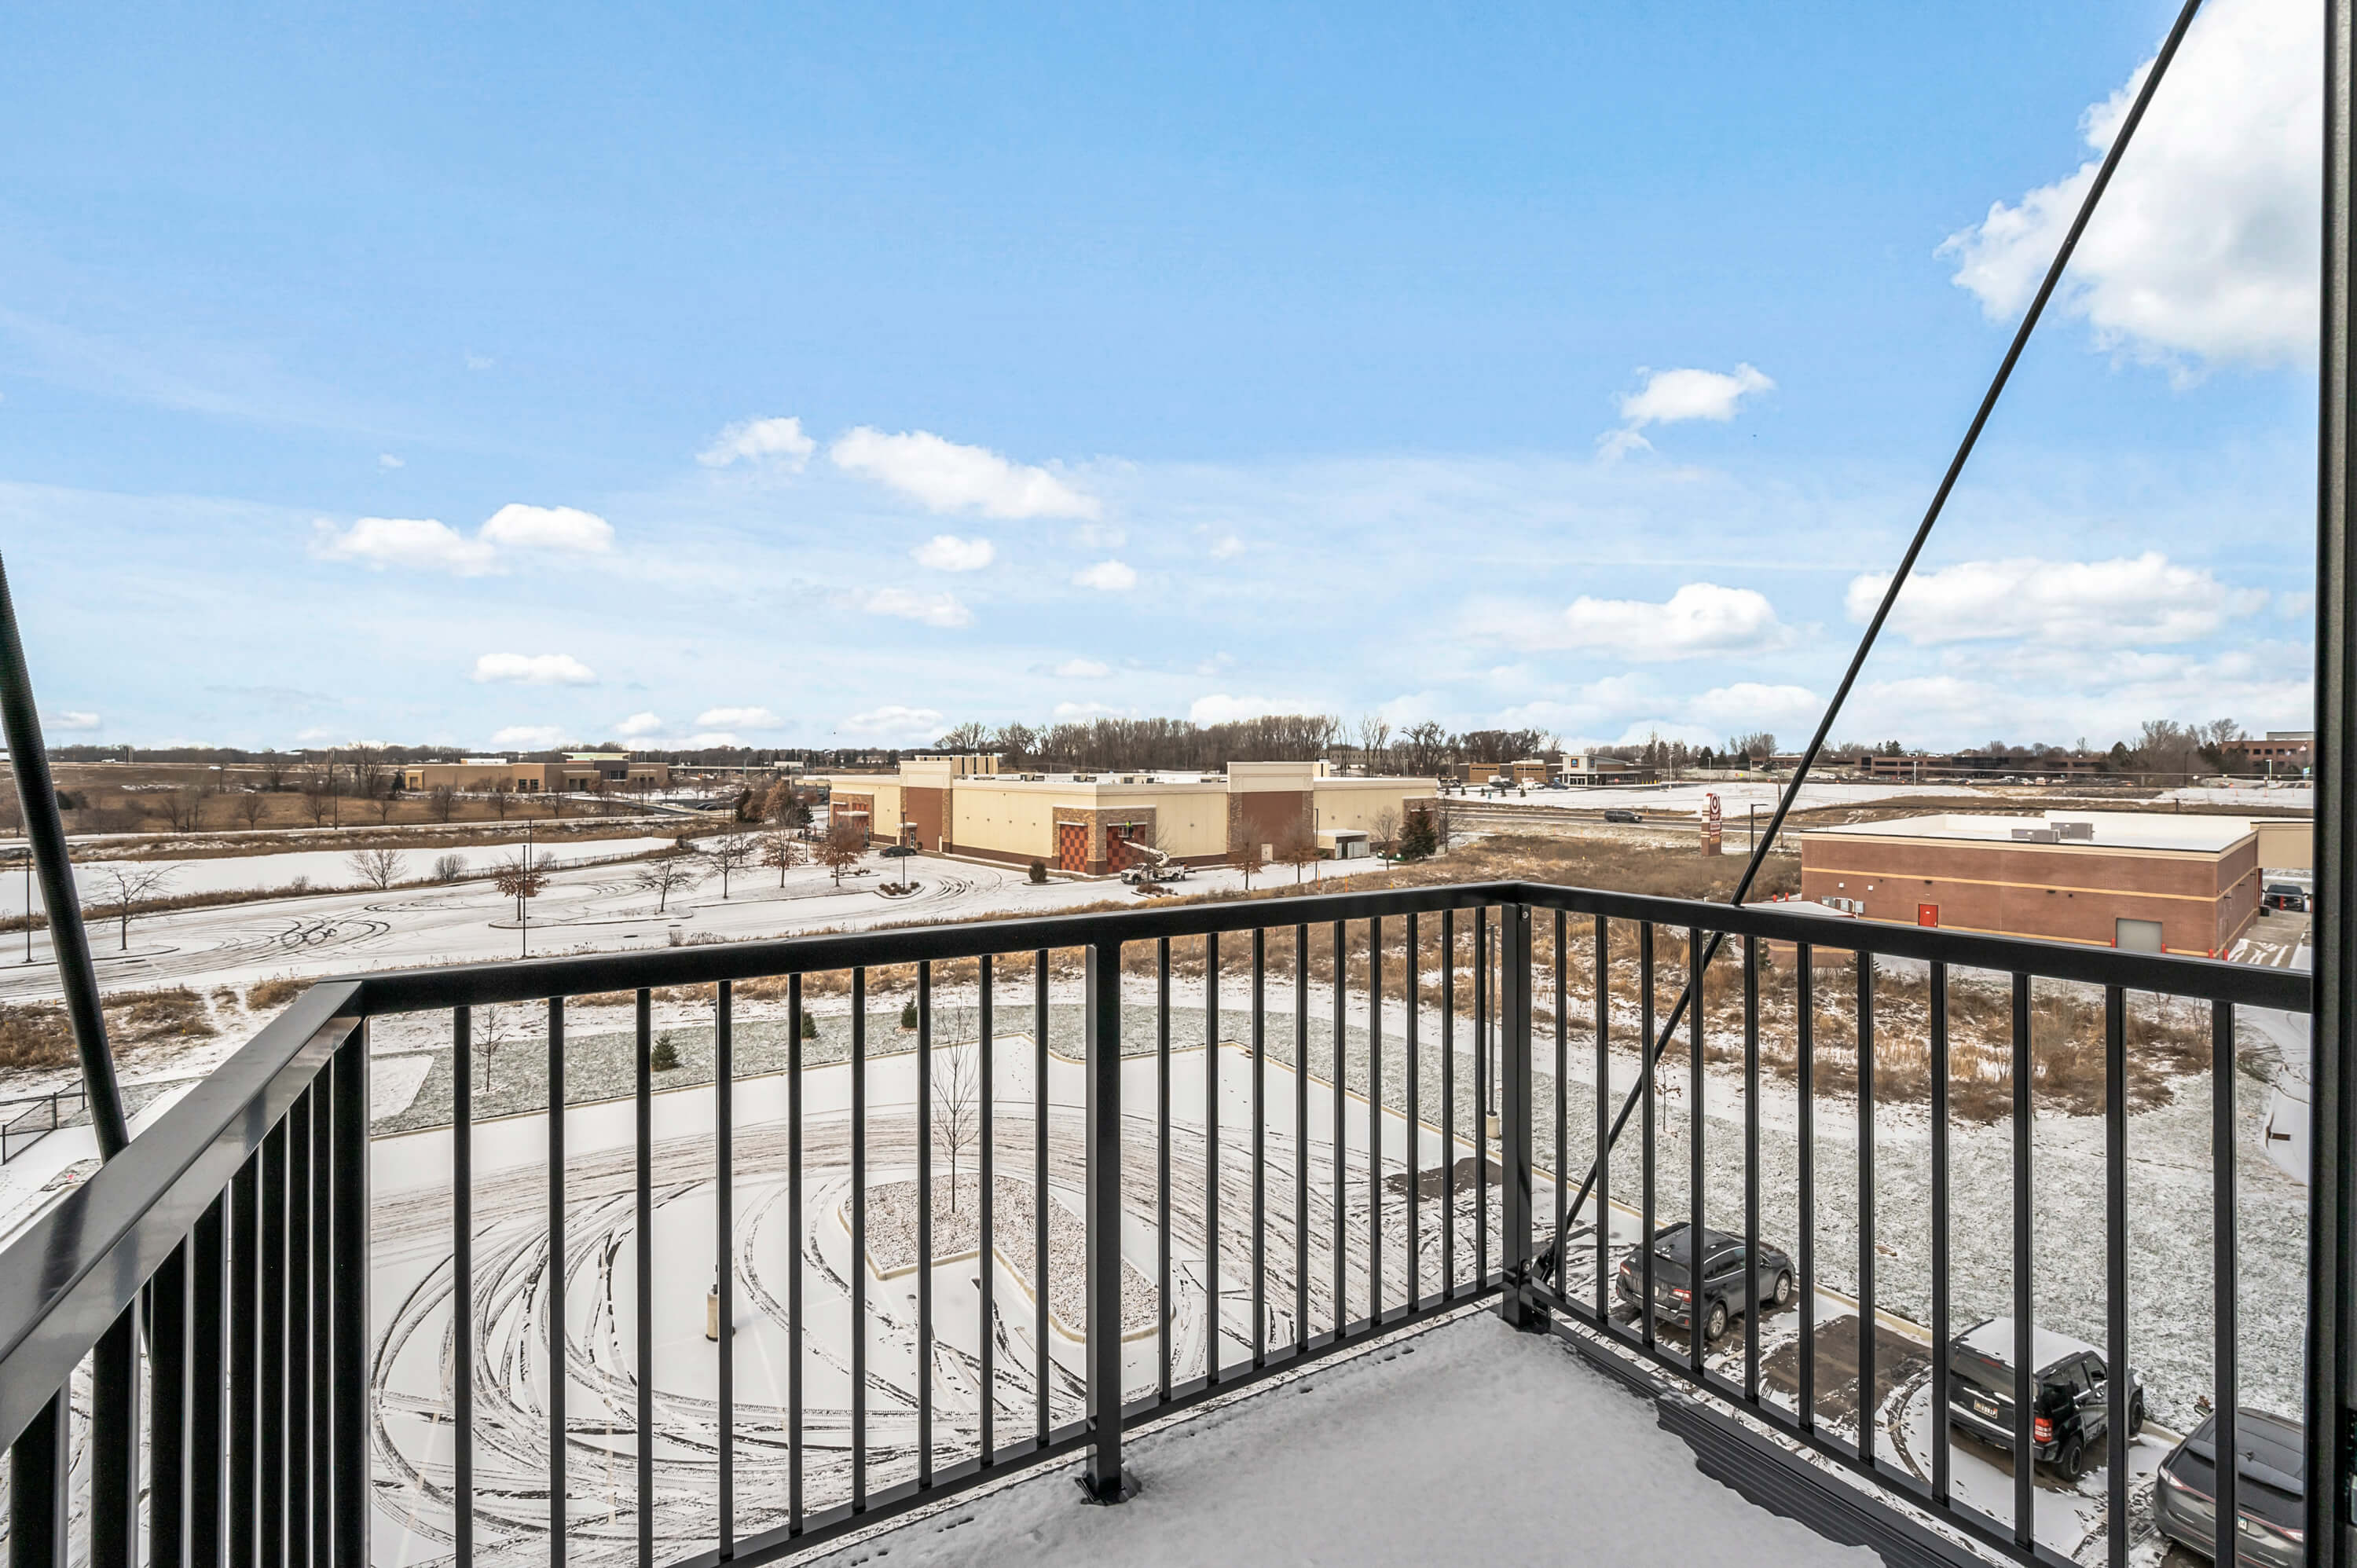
xmin=822 ymin=755 xmax=1439 ymax=875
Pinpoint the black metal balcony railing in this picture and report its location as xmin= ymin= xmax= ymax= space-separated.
xmin=0 ymin=881 xmax=2311 ymax=1568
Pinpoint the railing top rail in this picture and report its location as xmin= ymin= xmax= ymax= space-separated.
xmin=0 ymin=980 xmax=363 ymax=1454
xmin=346 ymin=878 xmax=2311 ymax=1015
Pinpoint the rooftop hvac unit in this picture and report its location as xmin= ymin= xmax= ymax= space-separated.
xmin=2055 ymin=821 xmax=2095 ymax=841
xmin=2011 ymin=827 xmax=2058 ymax=843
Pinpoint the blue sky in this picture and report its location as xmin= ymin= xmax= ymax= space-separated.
xmin=0 ymin=0 xmax=2322 ymax=752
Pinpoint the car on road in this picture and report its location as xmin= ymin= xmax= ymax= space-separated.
xmin=1945 ymin=1318 xmax=2144 ymax=1480
xmin=1602 ymin=808 xmax=1641 ymax=823
xmin=1612 ymin=1222 xmax=1794 ymax=1343
xmin=2152 ymin=1405 xmax=2305 ymax=1567
xmin=2264 ymin=883 xmax=2310 ymax=913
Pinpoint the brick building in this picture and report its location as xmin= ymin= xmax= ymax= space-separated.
xmin=400 ymin=753 xmax=670 ymax=794
xmin=1795 ymin=811 xmax=2261 ymax=956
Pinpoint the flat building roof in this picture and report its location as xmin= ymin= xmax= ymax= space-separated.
xmin=1801 ymin=810 xmax=2254 ymax=855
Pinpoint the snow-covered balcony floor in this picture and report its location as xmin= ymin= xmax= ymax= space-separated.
xmin=806 ymin=1309 xmax=1880 ymax=1568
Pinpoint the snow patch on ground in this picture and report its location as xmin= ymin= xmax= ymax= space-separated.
xmin=368 ymin=1054 xmax=434 ymax=1119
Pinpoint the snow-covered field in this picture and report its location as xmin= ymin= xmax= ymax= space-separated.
xmin=0 ymin=836 xmax=685 ymax=918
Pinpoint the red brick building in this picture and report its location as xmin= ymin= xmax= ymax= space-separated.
xmin=1795 ymin=812 xmax=2260 ymax=956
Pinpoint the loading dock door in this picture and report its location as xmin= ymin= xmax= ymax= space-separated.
xmin=1055 ymin=821 xmax=1089 ymax=874
xmin=2115 ymin=918 xmax=2164 ymax=953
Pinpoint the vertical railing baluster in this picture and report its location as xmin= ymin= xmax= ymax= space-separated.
xmin=636 ymin=988 xmax=654 ymax=1563
xmin=1329 ymin=921 xmax=1345 ymax=1332
xmin=1207 ymin=931 xmax=1222 ymax=1379
xmin=1080 ymin=940 xmax=1127 ymax=1502
xmin=714 ymin=980 xmax=734 ymax=1557
xmin=1857 ymin=954 xmax=1876 ymax=1471
xmin=1929 ymin=962 xmax=1951 ymax=1508
xmin=1688 ymin=926 xmax=1705 ymax=1380
xmin=1442 ymin=910 xmax=1455 ymax=1299
xmin=262 ymin=1116 xmax=289 ymax=1568
xmin=2011 ymin=973 xmax=2033 ymax=1548
xmin=851 ymin=969 xmax=868 ymax=1508
xmin=2104 ymin=984 xmax=2127 ymax=1568
xmin=1369 ymin=917 xmax=1383 ymax=1323
xmin=1593 ymin=915 xmax=1610 ymax=1328
xmin=2212 ymin=998 xmax=2238 ymax=1564
xmin=1742 ymin=934 xmax=1760 ymax=1407
xmin=1553 ymin=910 xmax=1567 ymax=1310
xmin=331 ymin=1026 xmax=369 ymax=1568
xmin=233 ymin=1155 xmax=259 ymax=1568
xmin=1475 ymin=909 xmax=1489 ymax=1289
xmin=193 ymin=1192 xmax=227 ymax=1568
xmin=1156 ymin=939 xmax=1171 ymax=1400
xmin=90 ymin=1295 xmax=140 ymax=1568
xmin=287 ymin=1090 xmax=310 ymax=1568
xmin=1406 ymin=913 xmax=1421 ymax=1313
xmin=547 ymin=997 xmax=567 ymax=1563
xmin=152 ymin=1236 xmax=191 ymax=1568
xmin=1032 ymin=951 xmax=1049 ymax=1444
xmin=1798 ymin=946 xmax=1816 ymax=1432
xmin=310 ymin=1075 xmax=332 ymax=1568
xmin=786 ymin=975 xmax=804 ymax=1531
xmin=1252 ymin=927 xmax=1267 ymax=1366
xmin=9 ymin=1390 xmax=68 ymax=1568
xmin=1294 ymin=925 xmax=1310 ymax=1348
xmin=1640 ymin=922 xmax=1656 ymax=1353
xmin=917 ymin=961 xmax=933 ymax=1489
xmin=977 ymin=958 xmax=995 ymax=1465
xmin=1498 ymin=905 xmax=1533 ymax=1329
xmin=453 ymin=1007 xmax=475 ymax=1568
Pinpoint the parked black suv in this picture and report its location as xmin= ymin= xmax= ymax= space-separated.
xmin=1945 ymin=1318 xmax=2144 ymax=1479
xmin=2153 ymin=1406 xmax=2305 ymax=1567
xmin=1613 ymin=1223 xmax=1794 ymax=1343
xmin=1603 ymin=808 xmax=1640 ymax=823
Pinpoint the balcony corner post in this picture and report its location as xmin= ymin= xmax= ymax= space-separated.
xmin=1499 ymin=903 xmax=1541 ymax=1331
xmin=1079 ymin=940 xmax=1135 ymax=1503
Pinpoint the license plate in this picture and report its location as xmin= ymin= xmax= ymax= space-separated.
xmin=1974 ymin=1401 xmax=1997 ymax=1416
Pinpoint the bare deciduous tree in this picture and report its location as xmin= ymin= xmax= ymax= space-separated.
xmin=302 ymin=784 xmax=335 ymax=828
xmin=1273 ymin=821 xmax=1321 ymax=885
xmin=1370 ymin=807 xmax=1401 ymax=862
xmin=931 ymin=1041 xmax=983 ymax=1211
xmin=93 ymin=863 xmax=178 ymax=951
xmin=477 ymin=1004 xmax=511 ymax=1093
xmin=347 ymin=848 xmax=406 ymax=890
xmin=1225 ymin=833 xmax=1265 ymax=891
xmin=704 ymin=834 xmax=757 ymax=898
xmin=492 ymin=853 xmax=551 ymax=922
xmin=234 ymin=791 xmax=268 ymax=830
xmin=489 ymin=780 xmax=515 ymax=820
xmin=818 ymin=817 xmax=866 ymax=885
xmin=371 ymin=788 xmax=400 ymax=826
xmin=428 ymin=785 xmax=458 ymax=823
xmin=432 ymin=852 xmax=466 ymax=884
xmin=761 ymin=826 xmax=804 ymax=886
xmin=1356 ymin=715 xmax=1392 ymax=775
xmin=631 ymin=851 xmax=703 ymax=914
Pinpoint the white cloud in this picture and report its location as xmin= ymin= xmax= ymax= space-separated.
xmin=614 ymin=712 xmax=664 ymax=738
xmin=1941 ymin=0 xmax=2315 ymax=368
xmin=1594 ymin=428 xmax=1653 ymax=462
xmin=479 ymin=504 xmax=614 ymax=554
xmin=696 ymin=705 xmax=783 ymax=729
xmin=1617 ymin=364 xmax=1774 ymax=427
xmin=1073 ymin=559 xmax=1137 ymax=592
xmin=1054 ymin=658 xmax=1111 ymax=679
xmin=464 ymin=352 xmax=495 ymax=372
xmin=1189 ymin=694 xmax=1323 ymax=725
xmin=841 ymin=704 xmax=946 ymax=740
xmin=857 ymin=588 xmax=973 ymax=628
xmin=830 ymin=427 xmax=1100 ymax=518
xmin=1512 ymin=582 xmax=1797 ymax=661
xmin=48 ymin=710 xmax=101 ymax=731
xmin=312 ymin=516 xmax=497 ymax=576
xmin=376 ymin=453 xmax=403 ymax=470
xmin=698 ymin=415 xmax=816 ymax=470
xmin=912 ymin=533 xmax=995 ymax=571
xmin=1053 ymin=700 xmax=1130 ymax=720
xmin=1686 ymin=682 xmax=1821 ymax=729
xmin=1848 ymin=553 xmax=2265 ymax=647
xmin=1209 ymin=532 xmax=1245 ymax=559
xmin=490 ymin=724 xmax=563 ymax=748
xmin=471 ymin=652 xmax=597 ymax=685
xmin=683 ymin=731 xmax=742 ymax=749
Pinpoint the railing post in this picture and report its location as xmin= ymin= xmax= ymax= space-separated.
xmin=1498 ymin=904 xmax=1538 ymax=1329
xmin=330 ymin=1024 xmax=369 ymax=1568
xmin=1079 ymin=940 xmax=1132 ymax=1502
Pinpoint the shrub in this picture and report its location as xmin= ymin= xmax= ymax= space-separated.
xmin=900 ymin=998 xmax=918 ymax=1030
xmin=0 ymin=1002 xmax=72 ymax=1069
xmin=246 ymin=975 xmax=307 ymax=1010
xmin=1028 ymin=859 xmax=1049 ymax=884
xmin=433 ymin=853 xmax=466 ymax=884
xmin=801 ymin=1010 xmax=819 ymax=1040
xmin=650 ymin=1032 xmax=680 ymax=1071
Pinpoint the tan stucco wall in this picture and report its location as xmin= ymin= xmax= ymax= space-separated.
xmin=947 ymin=783 xmax=1069 ymax=859
xmin=1310 ymin=779 xmax=1441 ymax=834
